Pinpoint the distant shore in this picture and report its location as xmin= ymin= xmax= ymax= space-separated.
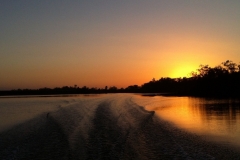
xmin=1 ymin=91 xmax=239 ymax=99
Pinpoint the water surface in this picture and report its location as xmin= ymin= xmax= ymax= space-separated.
xmin=0 ymin=94 xmax=100 ymax=132
xmin=1 ymin=94 xmax=240 ymax=159
xmin=133 ymin=95 xmax=240 ymax=147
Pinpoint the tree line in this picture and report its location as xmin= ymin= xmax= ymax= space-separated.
xmin=140 ymin=60 xmax=240 ymax=97
xmin=1 ymin=60 xmax=240 ymax=97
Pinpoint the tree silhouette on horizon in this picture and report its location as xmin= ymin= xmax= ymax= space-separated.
xmin=1 ymin=60 xmax=240 ymax=98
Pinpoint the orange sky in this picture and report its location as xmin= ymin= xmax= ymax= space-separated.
xmin=1 ymin=1 xmax=240 ymax=90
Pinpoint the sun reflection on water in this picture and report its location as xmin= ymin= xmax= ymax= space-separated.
xmin=133 ymin=95 xmax=240 ymax=147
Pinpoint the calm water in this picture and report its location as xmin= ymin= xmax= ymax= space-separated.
xmin=134 ymin=95 xmax=240 ymax=147
xmin=0 ymin=94 xmax=100 ymax=132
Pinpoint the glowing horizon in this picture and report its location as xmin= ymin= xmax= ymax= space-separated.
xmin=1 ymin=1 xmax=240 ymax=90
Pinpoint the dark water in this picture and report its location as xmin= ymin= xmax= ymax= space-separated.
xmin=1 ymin=94 xmax=240 ymax=159
xmin=134 ymin=95 xmax=240 ymax=147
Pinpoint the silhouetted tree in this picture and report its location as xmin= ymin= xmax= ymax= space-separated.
xmin=1 ymin=60 xmax=240 ymax=97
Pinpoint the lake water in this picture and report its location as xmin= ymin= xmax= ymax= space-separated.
xmin=0 ymin=94 xmax=100 ymax=132
xmin=1 ymin=94 xmax=240 ymax=148
xmin=133 ymin=94 xmax=240 ymax=147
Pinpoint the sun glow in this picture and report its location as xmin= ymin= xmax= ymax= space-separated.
xmin=170 ymin=65 xmax=195 ymax=78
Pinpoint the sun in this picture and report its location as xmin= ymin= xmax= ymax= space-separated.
xmin=170 ymin=65 xmax=195 ymax=78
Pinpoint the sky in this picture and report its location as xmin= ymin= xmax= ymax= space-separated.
xmin=1 ymin=0 xmax=240 ymax=90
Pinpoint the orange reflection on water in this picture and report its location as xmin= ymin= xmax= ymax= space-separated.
xmin=144 ymin=97 xmax=203 ymax=133
xmin=134 ymin=95 xmax=240 ymax=147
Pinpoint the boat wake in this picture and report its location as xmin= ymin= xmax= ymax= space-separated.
xmin=0 ymin=94 xmax=239 ymax=159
